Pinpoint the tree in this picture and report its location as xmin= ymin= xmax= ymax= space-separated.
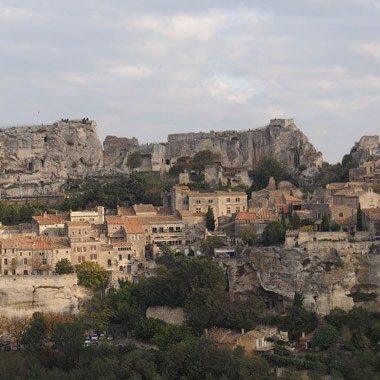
xmin=3 ymin=316 xmax=29 ymax=349
xmin=206 ymin=207 xmax=215 ymax=231
xmin=200 ymin=236 xmax=223 ymax=256
xmin=251 ymin=157 xmax=289 ymax=190
xmin=75 ymin=261 xmax=108 ymax=291
xmin=238 ymin=226 xmax=257 ymax=246
xmin=191 ymin=150 xmax=218 ymax=173
xmin=312 ymin=324 xmax=339 ymax=350
xmin=126 ymin=151 xmax=142 ymax=172
xmin=321 ymin=214 xmax=330 ymax=232
xmin=22 ymin=312 xmax=47 ymax=351
xmin=262 ymin=221 xmax=285 ymax=246
xmin=292 ymin=213 xmax=301 ymax=229
xmin=55 ymin=258 xmax=74 ymax=274
xmin=357 ymin=203 xmax=363 ymax=231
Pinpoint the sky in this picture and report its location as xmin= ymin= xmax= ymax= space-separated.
xmin=1 ymin=1 xmax=380 ymax=163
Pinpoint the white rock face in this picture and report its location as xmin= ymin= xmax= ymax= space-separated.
xmin=0 ymin=120 xmax=103 ymax=196
xmin=217 ymin=241 xmax=380 ymax=316
xmin=0 ymin=274 xmax=91 ymax=318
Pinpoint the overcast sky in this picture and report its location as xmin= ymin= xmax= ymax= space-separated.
xmin=1 ymin=0 xmax=380 ymax=163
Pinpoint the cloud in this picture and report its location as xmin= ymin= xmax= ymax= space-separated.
xmin=131 ymin=13 xmax=225 ymax=40
xmin=107 ymin=65 xmax=154 ymax=79
xmin=0 ymin=7 xmax=34 ymax=21
xmin=355 ymin=42 xmax=380 ymax=60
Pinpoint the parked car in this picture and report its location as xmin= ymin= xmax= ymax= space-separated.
xmin=91 ymin=334 xmax=98 ymax=341
xmin=99 ymin=333 xmax=105 ymax=341
xmin=106 ymin=335 xmax=114 ymax=341
xmin=374 ymin=233 xmax=380 ymax=241
xmin=84 ymin=339 xmax=91 ymax=347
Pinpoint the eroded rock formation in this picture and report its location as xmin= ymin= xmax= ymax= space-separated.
xmin=104 ymin=118 xmax=323 ymax=173
xmin=0 ymin=118 xmax=322 ymax=196
xmin=217 ymin=240 xmax=380 ymax=315
xmin=0 ymin=274 xmax=90 ymax=317
xmin=0 ymin=119 xmax=103 ymax=196
xmin=349 ymin=135 xmax=380 ymax=164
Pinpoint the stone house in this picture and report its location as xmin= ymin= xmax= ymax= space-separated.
xmin=32 ymin=212 xmax=67 ymax=236
xmin=332 ymin=187 xmax=380 ymax=209
xmin=362 ymin=208 xmax=380 ymax=234
xmin=70 ymin=206 xmax=105 ymax=224
xmin=167 ymin=186 xmax=248 ymax=226
xmin=105 ymin=217 xmax=146 ymax=260
xmin=234 ymin=208 xmax=278 ymax=236
xmin=206 ymin=327 xmax=274 ymax=353
xmin=0 ymin=236 xmax=70 ymax=275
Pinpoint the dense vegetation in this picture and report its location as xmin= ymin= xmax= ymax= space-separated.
xmin=3 ymin=254 xmax=380 ymax=379
xmin=59 ymin=172 xmax=175 ymax=210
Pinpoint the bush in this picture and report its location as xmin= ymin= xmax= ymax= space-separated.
xmin=312 ymin=324 xmax=339 ymax=350
xmin=262 ymin=221 xmax=285 ymax=246
xmin=55 ymin=259 xmax=74 ymax=274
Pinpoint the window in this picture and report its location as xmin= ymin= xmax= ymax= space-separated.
xmin=226 ymin=198 xmax=231 ymax=202
xmin=20 ymin=252 xmax=22 ymax=257
xmin=152 ymin=227 xmax=157 ymax=233
xmin=196 ymin=207 xmax=201 ymax=213
xmin=128 ymin=254 xmax=131 ymax=260
xmin=4 ymin=259 xmax=7 ymax=265
xmin=227 ymin=207 xmax=231 ymax=214
xmin=23 ymin=258 xmax=27 ymax=265
xmin=169 ymin=227 xmax=174 ymax=232
xmin=339 ymin=212 xmax=343 ymax=217
xmin=4 ymin=270 xmax=8 ymax=275
xmin=119 ymin=254 xmax=122 ymax=261
xmin=107 ymin=259 xmax=112 ymax=266
xmin=235 ymin=198 xmax=240 ymax=202
xmin=119 ymin=265 xmax=124 ymax=271
xmin=176 ymin=226 xmax=181 ymax=232
xmin=236 ymin=207 xmax=240 ymax=213
xmin=42 ymin=259 xmax=47 ymax=265
xmin=208 ymin=199 xmax=213 ymax=204
xmin=159 ymin=227 xmax=164 ymax=233
xmin=196 ymin=199 xmax=201 ymax=204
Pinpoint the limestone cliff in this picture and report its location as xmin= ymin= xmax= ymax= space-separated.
xmin=349 ymin=135 xmax=380 ymax=164
xmin=0 ymin=274 xmax=91 ymax=318
xmin=217 ymin=240 xmax=380 ymax=315
xmin=0 ymin=120 xmax=103 ymax=196
xmin=103 ymin=119 xmax=323 ymax=173
xmin=0 ymin=118 xmax=322 ymax=196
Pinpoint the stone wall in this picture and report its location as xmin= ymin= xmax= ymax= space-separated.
xmin=146 ymin=306 xmax=185 ymax=325
xmin=0 ymin=274 xmax=90 ymax=317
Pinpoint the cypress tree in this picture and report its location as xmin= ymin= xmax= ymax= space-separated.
xmin=206 ymin=207 xmax=215 ymax=231
xmin=357 ymin=203 xmax=363 ymax=231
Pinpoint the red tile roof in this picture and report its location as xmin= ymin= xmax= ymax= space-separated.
xmin=33 ymin=214 xmax=65 ymax=225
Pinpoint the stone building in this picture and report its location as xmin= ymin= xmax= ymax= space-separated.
xmin=167 ymin=185 xmax=248 ymax=224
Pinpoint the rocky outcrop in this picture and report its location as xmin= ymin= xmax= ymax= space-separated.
xmin=349 ymin=135 xmax=380 ymax=164
xmin=165 ymin=119 xmax=322 ymax=169
xmin=103 ymin=118 xmax=322 ymax=174
xmin=0 ymin=119 xmax=103 ymax=196
xmin=0 ymin=118 xmax=322 ymax=196
xmin=0 ymin=274 xmax=91 ymax=318
xmin=217 ymin=240 xmax=380 ymax=315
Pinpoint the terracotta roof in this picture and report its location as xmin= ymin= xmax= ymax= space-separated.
xmin=0 ymin=236 xmax=69 ymax=250
xmin=362 ymin=208 xmax=380 ymax=220
xmin=33 ymin=214 xmax=65 ymax=225
xmin=106 ymin=217 xmax=144 ymax=234
xmin=65 ymin=221 xmax=91 ymax=227
xmin=173 ymin=185 xmax=190 ymax=190
xmin=133 ymin=204 xmax=157 ymax=214
xmin=283 ymin=194 xmax=302 ymax=203
xmin=189 ymin=191 xmax=246 ymax=197
xmin=117 ymin=206 xmax=135 ymax=216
